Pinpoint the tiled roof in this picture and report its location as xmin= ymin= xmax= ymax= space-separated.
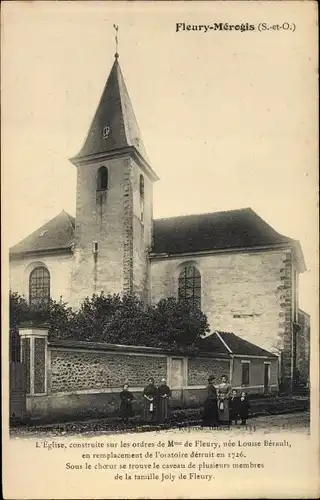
xmin=71 ymin=56 xmax=149 ymax=163
xmin=202 ymin=331 xmax=277 ymax=358
xmin=9 ymin=207 xmax=305 ymax=271
xmin=200 ymin=332 xmax=230 ymax=355
xmin=152 ymin=208 xmax=294 ymax=255
xmin=9 ymin=210 xmax=75 ymax=256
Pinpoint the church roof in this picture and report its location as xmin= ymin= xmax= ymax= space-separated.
xmin=9 ymin=210 xmax=75 ymax=257
xmin=9 ymin=207 xmax=306 ymax=272
xmin=70 ymin=56 xmax=149 ymax=164
xmin=202 ymin=331 xmax=277 ymax=358
xmin=152 ymin=208 xmax=305 ymax=269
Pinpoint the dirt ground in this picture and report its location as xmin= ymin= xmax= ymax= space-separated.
xmin=10 ymin=411 xmax=310 ymax=439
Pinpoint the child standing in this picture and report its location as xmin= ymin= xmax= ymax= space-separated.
xmin=229 ymin=389 xmax=239 ymax=425
xmin=238 ymin=391 xmax=250 ymax=425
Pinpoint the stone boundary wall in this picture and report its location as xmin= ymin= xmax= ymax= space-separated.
xmin=18 ymin=328 xmax=278 ymax=420
xmin=49 ymin=348 xmax=168 ymax=393
xmin=43 ymin=341 xmax=231 ymax=419
xmin=48 ymin=340 xmax=230 ymax=395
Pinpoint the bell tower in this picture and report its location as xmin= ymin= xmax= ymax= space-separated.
xmin=69 ymin=53 xmax=159 ymax=308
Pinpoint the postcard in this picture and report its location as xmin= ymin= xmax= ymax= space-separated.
xmin=2 ymin=1 xmax=319 ymax=498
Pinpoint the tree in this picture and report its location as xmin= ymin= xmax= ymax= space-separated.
xmin=9 ymin=291 xmax=29 ymax=361
xmin=9 ymin=291 xmax=210 ymax=351
xmin=9 ymin=291 xmax=75 ymax=342
xmin=72 ymin=292 xmax=122 ymax=341
xmin=10 ymin=290 xmax=29 ymax=331
xmin=43 ymin=298 xmax=75 ymax=341
xmin=102 ymin=296 xmax=210 ymax=350
xmin=103 ymin=294 xmax=153 ymax=345
xmin=149 ymin=297 xmax=210 ymax=349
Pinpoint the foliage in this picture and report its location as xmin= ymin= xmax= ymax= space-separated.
xmin=9 ymin=291 xmax=29 ymax=355
xmin=10 ymin=291 xmax=29 ymax=332
xmin=42 ymin=298 xmax=75 ymax=341
xmin=9 ymin=291 xmax=75 ymax=342
xmin=150 ymin=297 xmax=210 ymax=348
xmin=101 ymin=294 xmax=152 ymax=345
xmin=71 ymin=292 xmax=122 ymax=341
xmin=9 ymin=291 xmax=210 ymax=350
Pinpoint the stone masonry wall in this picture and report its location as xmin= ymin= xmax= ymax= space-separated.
xmin=70 ymin=155 xmax=154 ymax=307
xmin=278 ymin=250 xmax=293 ymax=391
xmin=151 ymin=248 xmax=292 ymax=363
xmin=123 ymin=159 xmax=134 ymax=294
xmin=70 ymin=157 xmax=128 ymax=308
xmin=50 ymin=349 xmax=167 ymax=393
xmin=187 ymin=357 xmax=230 ymax=386
xmin=26 ymin=343 xmax=279 ymax=420
xmin=132 ymin=161 xmax=153 ymax=303
xmin=296 ymin=309 xmax=310 ymax=383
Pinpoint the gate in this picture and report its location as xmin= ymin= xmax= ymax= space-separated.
xmin=10 ymin=362 xmax=27 ymax=422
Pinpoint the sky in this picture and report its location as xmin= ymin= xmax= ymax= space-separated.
xmin=2 ymin=1 xmax=318 ymax=315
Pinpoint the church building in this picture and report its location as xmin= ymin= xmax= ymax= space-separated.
xmin=9 ymin=52 xmax=309 ymax=392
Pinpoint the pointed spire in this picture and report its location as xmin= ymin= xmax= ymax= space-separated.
xmin=70 ymin=54 xmax=153 ymax=169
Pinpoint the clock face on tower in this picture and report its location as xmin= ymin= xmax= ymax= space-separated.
xmin=102 ymin=126 xmax=110 ymax=139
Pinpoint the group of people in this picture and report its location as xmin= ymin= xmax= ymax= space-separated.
xmin=119 ymin=374 xmax=249 ymax=427
xmin=202 ymin=374 xmax=250 ymax=427
xmin=119 ymin=378 xmax=171 ymax=424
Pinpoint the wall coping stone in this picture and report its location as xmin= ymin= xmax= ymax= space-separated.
xmin=48 ymin=339 xmax=230 ymax=359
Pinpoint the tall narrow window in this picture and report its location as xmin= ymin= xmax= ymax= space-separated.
xmin=139 ymin=174 xmax=145 ymax=223
xmin=178 ymin=265 xmax=201 ymax=309
xmin=139 ymin=174 xmax=144 ymax=198
xmin=241 ymin=361 xmax=250 ymax=386
xmin=97 ymin=166 xmax=108 ymax=191
xmin=29 ymin=266 xmax=50 ymax=306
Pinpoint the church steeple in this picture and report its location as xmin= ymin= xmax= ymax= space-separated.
xmin=70 ymin=55 xmax=157 ymax=180
xmin=70 ymin=47 xmax=158 ymax=307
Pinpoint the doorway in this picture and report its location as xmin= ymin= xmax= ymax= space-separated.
xmin=264 ymin=363 xmax=270 ymax=395
xmin=169 ymin=357 xmax=186 ymax=404
xmin=170 ymin=358 xmax=184 ymax=388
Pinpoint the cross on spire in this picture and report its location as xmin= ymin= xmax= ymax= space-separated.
xmin=113 ymin=24 xmax=119 ymax=58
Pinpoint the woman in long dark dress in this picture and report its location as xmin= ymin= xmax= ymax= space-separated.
xmin=119 ymin=383 xmax=134 ymax=423
xmin=157 ymin=378 xmax=171 ymax=422
xmin=143 ymin=378 xmax=158 ymax=422
xmin=202 ymin=375 xmax=219 ymax=427
xmin=217 ymin=375 xmax=232 ymax=424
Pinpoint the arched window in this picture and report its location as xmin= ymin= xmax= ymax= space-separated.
xmin=97 ymin=166 xmax=108 ymax=191
xmin=178 ymin=265 xmax=201 ymax=309
xmin=139 ymin=174 xmax=144 ymax=198
xmin=29 ymin=266 xmax=50 ymax=306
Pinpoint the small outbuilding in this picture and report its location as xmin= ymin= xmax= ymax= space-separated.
xmin=202 ymin=331 xmax=279 ymax=395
